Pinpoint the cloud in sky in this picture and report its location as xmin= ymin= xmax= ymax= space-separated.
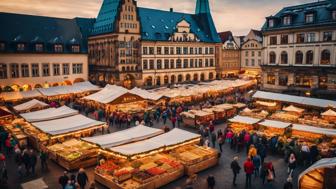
xmin=0 ymin=0 xmax=313 ymax=35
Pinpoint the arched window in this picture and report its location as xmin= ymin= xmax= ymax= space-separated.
xmin=193 ymin=74 xmax=198 ymax=81
xmin=186 ymin=74 xmax=191 ymax=82
xmin=280 ymin=51 xmax=288 ymax=64
xmin=321 ymin=50 xmax=330 ymax=65
xmin=269 ymin=52 xmax=276 ymax=64
xmin=209 ymin=72 xmax=214 ymax=80
xmin=171 ymin=75 xmax=176 ymax=83
xmin=306 ymin=50 xmax=313 ymax=64
xmin=178 ymin=74 xmax=183 ymax=82
xmin=146 ymin=76 xmax=153 ymax=86
xmin=200 ymin=73 xmax=205 ymax=81
xmin=295 ymin=51 xmax=303 ymax=64
xmin=164 ymin=76 xmax=169 ymax=84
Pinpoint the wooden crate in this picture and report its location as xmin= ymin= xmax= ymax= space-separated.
xmin=154 ymin=166 xmax=184 ymax=188
xmin=57 ymin=156 xmax=97 ymax=171
xmin=185 ymin=156 xmax=219 ymax=175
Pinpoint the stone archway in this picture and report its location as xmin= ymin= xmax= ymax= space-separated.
xmin=146 ymin=76 xmax=153 ymax=87
xmin=178 ymin=74 xmax=183 ymax=83
xmin=171 ymin=75 xmax=176 ymax=84
xmin=209 ymin=72 xmax=214 ymax=80
xmin=164 ymin=75 xmax=169 ymax=85
xmin=200 ymin=73 xmax=205 ymax=81
xmin=193 ymin=73 xmax=198 ymax=81
xmin=186 ymin=74 xmax=191 ymax=82
xmin=156 ymin=76 xmax=161 ymax=86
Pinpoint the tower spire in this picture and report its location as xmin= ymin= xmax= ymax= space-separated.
xmin=195 ymin=0 xmax=211 ymax=14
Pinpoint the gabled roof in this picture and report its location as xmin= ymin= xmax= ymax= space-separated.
xmin=262 ymin=0 xmax=336 ymax=31
xmin=218 ymin=31 xmax=233 ymax=42
xmin=137 ymin=7 xmax=221 ymax=43
xmin=0 ymin=12 xmax=94 ymax=53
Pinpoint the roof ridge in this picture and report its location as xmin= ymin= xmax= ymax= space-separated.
xmin=0 ymin=12 xmax=80 ymax=21
xmin=138 ymin=7 xmax=193 ymax=16
xmin=283 ymin=0 xmax=329 ymax=10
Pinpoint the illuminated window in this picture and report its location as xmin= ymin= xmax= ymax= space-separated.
xmin=267 ymin=73 xmax=275 ymax=85
xmin=21 ymin=64 xmax=29 ymax=77
xmin=10 ymin=63 xmax=19 ymax=78
xmin=35 ymin=44 xmax=43 ymax=52
xmin=0 ymin=64 xmax=8 ymax=79
xmin=321 ymin=50 xmax=331 ymax=65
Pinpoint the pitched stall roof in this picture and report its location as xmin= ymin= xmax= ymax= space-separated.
xmin=262 ymin=0 xmax=336 ymax=31
xmin=0 ymin=12 xmax=94 ymax=53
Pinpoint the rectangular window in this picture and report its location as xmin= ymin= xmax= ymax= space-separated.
xmin=176 ymin=47 xmax=181 ymax=55
xmin=63 ymin=64 xmax=69 ymax=75
xmin=251 ymin=59 xmax=255 ymax=66
xmin=142 ymin=47 xmax=148 ymax=55
xmin=35 ymin=44 xmax=43 ymax=52
xmin=296 ymin=33 xmax=305 ymax=43
xmin=21 ymin=64 xmax=29 ymax=77
xmin=31 ymin=64 xmax=39 ymax=77
xmin=270 ymin=36 xmax=277 ymax=45
xmin=170 ymin=59 xmax=175 ymax=69
xmin=199 ymin=59 xmax=203 ymax=67
xmin=170 ymin=47 xmax=174 ymax=55
xmin=156 ymin=47 xmax=161 ymax=55
xmin=149 ymin=47 xmax=154 ymax=55
xmin=189 ymin=47 xmax=193 ymax=54
xmin=258 ymin=51 xmax=261 ymax=57
xmin=267 ymin=74 xmax=276 ymax=85
xmin=198 ymin=47 xmax=203 ymax=54
xmin=283 ymin=16 xmax=291 ymax=25
xmin=245 ymin=51 xmax=248 ymax=56
xmin=53 ymin=64 xmax=60 ymax=76
xmin=245 ymin=59 xmax=249 ymax=66
xmin=279 ymin=75 xmax=288 ymax=86
xmin=183 ymin=59 xmax=188 ymax=68
xmin=54 ymin=44 xmax=63 ymax=53
xmin=268 ymin=19 xmax=274 ymax=27
xmin=305 ymin=13 xmax=314 ymax=23
xmin=251 ymin=51 xmax=255 ymax=57
xmin=72 ymin=63 xmax=83 ymax=74
xmin=42 ymin=64 xmax=50 ymax=76
xmin=210 ymin=59 xmax=214 ymax=67
xmin=71 ymin=45 xmax=80 ymax=53
xmin=183 ymin=47 xmax=188 ymax=55
xmin=195 ymin=47 xmax=198 ymax=54
xmin=17 ymin=43 xmax=25 ymax=51
xmin=323 ymin=31 xmax=332 ymax=42
xmin=307 ymin=33 xmax=315 ymax=42
xmin=164 ymin=59 xmax=169 ymax=69
xmin=157 ymin=60 xmax=162 ymax=69
xmin=149 ymin=60 xmax=154 ymax=69
xmin=0 ymin=64 xmax=7 ymax=79
xmin=143 ymin=60 xmax=148 ymax=70
xmin=281 ymin=35 xmax=289 ymax=44
xmin=164 ymin=47 xmax=169 ymax=55
xmin=205 ymin=47 xmax=209 ymax=54
xmin=10 ymin=64 xmax=19 ymax=78
xmin=209 ymin=47 xmax=214 ymax=54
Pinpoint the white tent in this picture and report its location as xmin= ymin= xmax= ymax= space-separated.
xmin=14 ymin=99 xmax=48 ymax=112
xmin=229 ymin=115 xmax=261 ymax=125
xmin=82 ymin=125 xmax=164 ymax=148
xmin=32 ymin=114 xmax=105 ymax=135
xmin=283 ymin=105 xmax=305 ymax=113
xmin=20 ymin=106 xmax=78 ymax=122
xmin=258 ymin=120 xmax=291 ymax=129
xmin=83 ymin=85 xmax=129 ymax=104
xmin=321 ymin=109 xmax=336 ymax=117
xmin=129 ymin=87 xmax=163 ymax=101
xmin=292 ymin=124 xmax=336 ymax=136
xmin=109 ymin=128 xmax=200 ymax=157
xmin=37 ymin=81 xmax=100 ymax=97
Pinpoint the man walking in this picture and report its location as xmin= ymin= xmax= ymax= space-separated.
xmin=244 ymin=158 xmax=254 ymax=188
xmin=230 ymin=156 xmax=241 ymax=186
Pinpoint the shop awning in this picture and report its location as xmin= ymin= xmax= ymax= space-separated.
xmin=82 ymin=125 xmax=164 ymax=148
xmin=32 ymin=114 xmax=105 ymax=136
xmin=229 ymin=115 xmax=261 ymax=125
xmin=109 ymin=128 xmax=200 ymax=157
xmin=130 ymin=87 xmax=163 ymax=101
xmin=298 ymin=158 xmax=336 ymax=189
xmin=20 ymin=106 xmax=78 ymax=122
xmin=283 ymin=105 xmax=305 ymax=113
xmin=37 ymin=82 xmax=100 ymax=97
xmin=258 ymin=120 xmax=291 ymax=129
xmin=292 ymin=124 xmax=336 ymax=136
xmin=253 ymin=91 xmax=336 ymax=108
xmin=83 ymin=85 xmax=130 ymax=104
xmin=321 ymin=109 xmax=336 ymax=117
xmin=14 ymin=99 xmax=48 ymax=112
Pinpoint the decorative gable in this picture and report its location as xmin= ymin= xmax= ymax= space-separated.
xmin=171 ymin=19 xmax=198 ymax=42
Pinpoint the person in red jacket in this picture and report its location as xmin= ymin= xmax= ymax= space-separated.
xmin=244 ymin=158 xmax=255 ymax=188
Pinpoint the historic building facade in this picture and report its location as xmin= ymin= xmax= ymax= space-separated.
xmin=88 ymin=0 xmax=221 ymax=88
xmin=261 ymin=0 xmax=336 ymax=98
xmin=240 ymin=29 xmax=263 ymax=77
xmin=0 ymin=13 xmax=93 ymax=91
xmin=218 ymin=31 xmax=241 ymax=78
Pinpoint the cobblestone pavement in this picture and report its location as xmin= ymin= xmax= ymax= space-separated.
xmin=1 ymin=117 xmax=306 ymax=189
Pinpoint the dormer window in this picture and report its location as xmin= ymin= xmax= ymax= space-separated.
xmin=71 ymin=45 xmax=80 ymax=53
xmin=0 ymin=43 xmax=5 ymax=51
xmin=305 ymin=13 xmax=314 ymax=23
xmin=35 ymin=44 xmax=43 ymax=52
xmin=17 ymin=43 xmax=25 ymax=51
xmin=268 ymin=19 xmax=275 ymax=27
xmin=54 ymin=44 xmax=63 ymax=53
xmin=333 ymin=10 xmax=336 ymax=20
xmin=283 ymin=16 xmax=291 ymax=25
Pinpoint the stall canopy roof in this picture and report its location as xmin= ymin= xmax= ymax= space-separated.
xmin=292 ymin=124 xmax=336 ymax=136
xmin=259 ymin=119 xmax=291 ymax=129
xmin=298 ymin=157 xmax=336 ymax=188
xmin=229 ymin=115 xmax=261 ymax=125
xmin=321 ymin=109 xmax=336 ymax=116
xmin=253 ymin=91 xmax=336 ymax=108
xmin=13 ymin=99 xmax=48 ymax=112
xmin=37 ymin=81 xmax=100 ymax=97
xmin=82 ymin=125 xmax=164 ymax=148
xmin=283 ymin=105 xmax=305 ymax=113
xmin=109 ymin=128 xmax=200 ymax=156
xmin=20 ymin=106 xmax=78 ymax=122
xmin=129 ymin=87 xmax=163 ymax=101
xmin=256 ymin=100 xmax=277 ymax=107
xmin=0 ymin=90 xmax=41 ymax=101
xmin=32 ymin=114 xmax=104 ymax=136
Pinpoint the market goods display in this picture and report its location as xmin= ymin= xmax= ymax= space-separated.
xmin=230 ymin=123 xmax=254 ymax=134
xmin=240 ymin=108 xmax=269 ymax=119
xmin=298 ymin=117 xmax=335 ymax=129
xmin=270 ymin=111 xmax=300 ymax=122
xmin=169 ymin=145 xmax=217 ymax=166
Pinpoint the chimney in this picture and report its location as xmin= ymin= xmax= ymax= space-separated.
xmin=170 ymin=8 xmax=173 ymax=12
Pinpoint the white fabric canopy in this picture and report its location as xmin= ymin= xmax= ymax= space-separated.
xmin=109 ymin=129 xmax=200 ymax=156
xmin=229 ymin=115 xmax=261 ymax=125
xmin=83 ymin=125 xmax=164 ymax=148
xmin=20 ymin=106 xmax=78 ymax=122
xmin=321 ymin=109 xmax=336 ymax=116
xmin=130 ymin=87 xmax=163 ymax=101
xmin=258 ymin=120 xmax=291 ymax=129
xmin=243 ymin=108 xmax=252 ymax=113
xmin=253 ymin=91 xmax=336 ymax=108
xmin=292 ymin=124 xmax=336 ymax=136
xmin=14 ymin=99 xmax=48 ymax=112
xmin=37 ymin=81 xmax=99 ymax=97
xmin=283 ymin=105 xmax=304 ymax=113
xmin=83 ymin=85 xmax=129 ymax=104
xmin=32 ymin=114 xmax=104 ymax=135
xmin=256 ymin=100 xmax=277 ymax=107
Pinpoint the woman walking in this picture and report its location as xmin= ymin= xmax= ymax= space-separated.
xmin=288 ymin=153 xmax=296 ymax=176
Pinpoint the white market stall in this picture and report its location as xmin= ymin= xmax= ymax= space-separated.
xmin=258 ymin=119 xmax=291 ymax=137
xmin=13 ymin=99 xmax=49 ymax=113
xmin=20 ymin=106 xmax=78 ymax=122
xmin=322 ymin=109 xmax=336 ymax=122
xmin=228 ymin=115 xmax=261 ymax=133
xmin=283 ymin=105 xmax=305 ymax=114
